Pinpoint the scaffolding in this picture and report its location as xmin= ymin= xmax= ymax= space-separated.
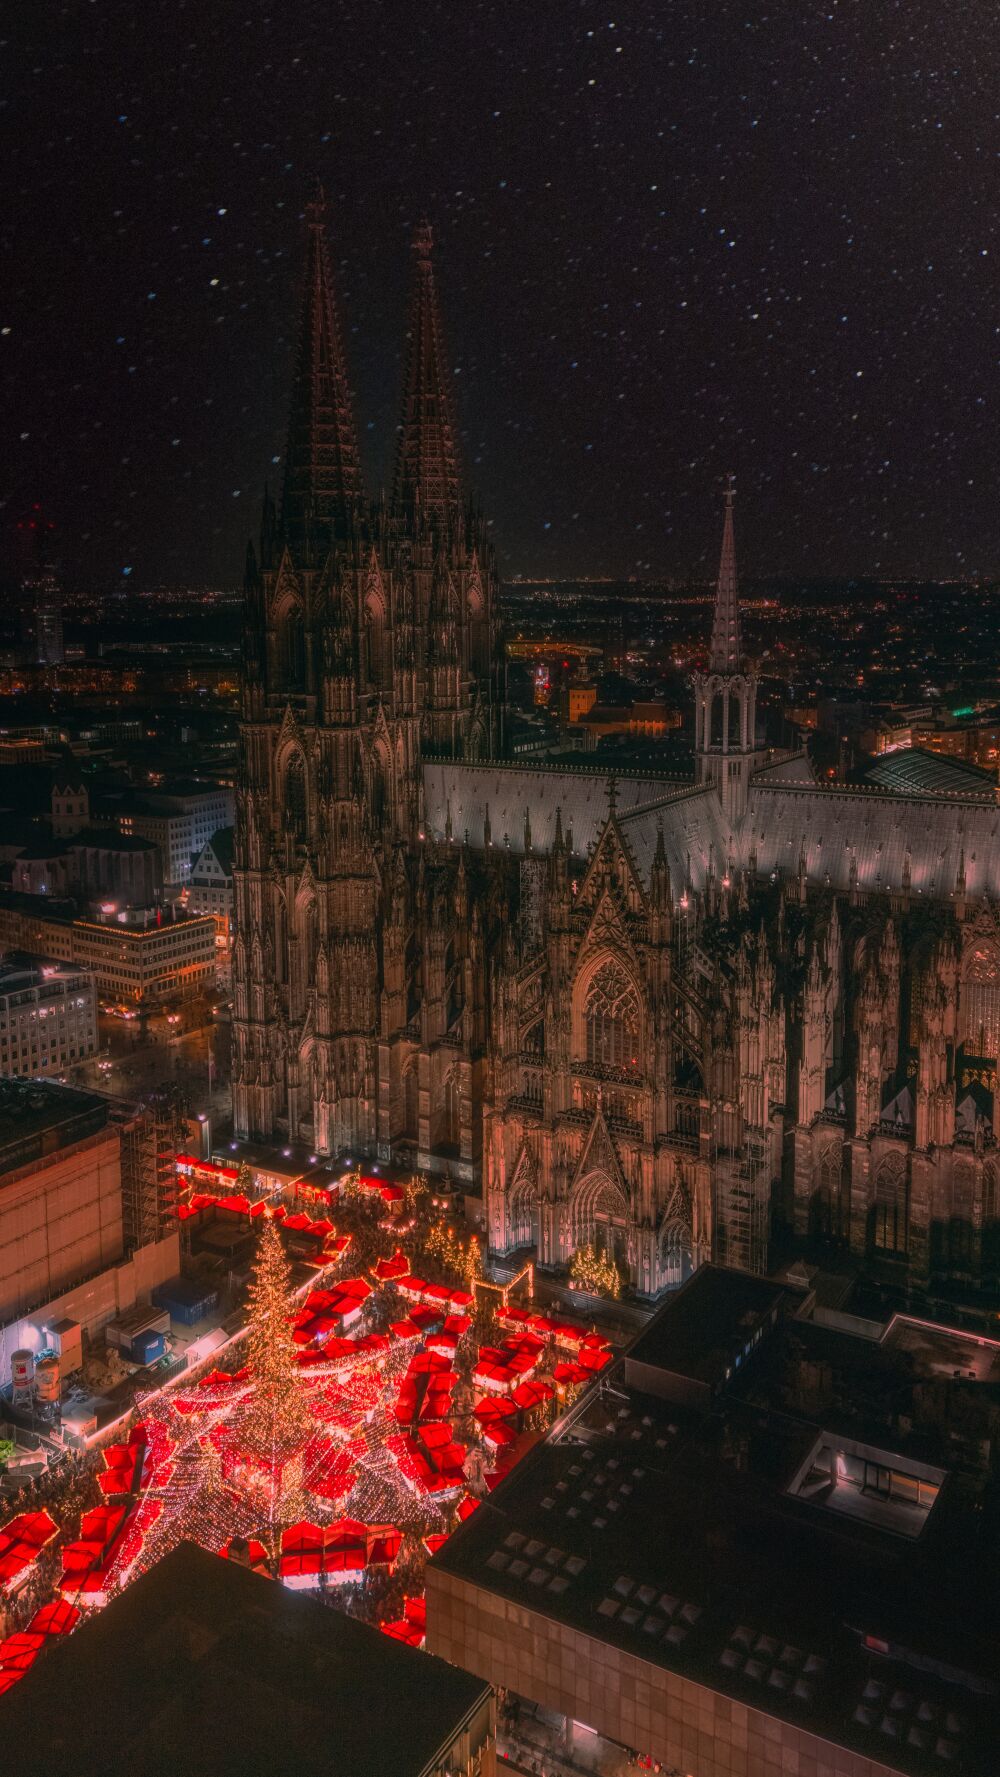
xmin=715 ymin=1130 xmax=770 ymax=1276
xmin=116 ymin=1090 xmax=185 ymax=1254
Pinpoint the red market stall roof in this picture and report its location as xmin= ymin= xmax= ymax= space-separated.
xmin=278 ymin=1519 xmax=401 ymax=1585
xmin=175 ymin=1154 xmax=241 ymax=1182
xmin=373 ymin=1250 xmax=410 ymax=1282
xmin=552 ymin=1360 xmax=590 ymax=1387
xmin=511 ymin=1378 xmax=555 ymax=1411
xmin=28 ymin=1600 xmax=80 ymax=1637
xmin=0 ymin=1630 xmax=46 ymax=1671
xmin=474 ymin=1395 xmax=517 ymax=1426
xmin=0 ymin=1510 xmax=58 ymax=1590
xmin=357 ymin=1174 xmax=406 ymax=1205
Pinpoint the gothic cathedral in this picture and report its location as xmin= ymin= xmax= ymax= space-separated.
xmin=234 ymin=199 xmax=1000 ymax=1303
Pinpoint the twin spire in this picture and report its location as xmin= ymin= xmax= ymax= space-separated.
xmin=709 ymin=474 xmax=742 ymax=674
xmin=279 ymin=193 xmax=462 ymax=549
xmin=281 ymin=188 xmax=364 ymax=550
xmin=393 ymin=221 xmax=462 ymax=519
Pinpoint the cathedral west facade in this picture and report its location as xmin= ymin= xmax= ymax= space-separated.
xmin=233 ymin=199 xmax=1000 ymax=1301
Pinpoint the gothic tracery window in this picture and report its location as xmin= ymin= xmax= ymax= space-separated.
xmin=815 ymin=1142 xmax=844 ymax=1240
xmin=963 ymin=945 xmax=1000 ymax=1059
xmin=284 ymin=754 xmax=307 ymax=843
xmin=584 ymin=960 xmax=641 ymax=1070
xmin=872 ymin=1152 xmax=908 ymax=1255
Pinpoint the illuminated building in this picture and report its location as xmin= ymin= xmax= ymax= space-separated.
xmin=0 ymin=901 xmax=216 ymax=1007
xmin=185 ymin=826 xmax=234 ymax=950
xmin=234 ymin=197 xmax=1000 ymax=1307
xmin=0 ymin=954 xmax=98 ymax=1078
xmin=118 ymin=778 xmax=234 ymax=887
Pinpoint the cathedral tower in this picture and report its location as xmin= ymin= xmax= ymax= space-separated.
xmin=231 ymin=198 xmax=504 ymax=1154
xmin=692 ymin=479 xmax=767 ymax=823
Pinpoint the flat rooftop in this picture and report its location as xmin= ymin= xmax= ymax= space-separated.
xmin=0 ymin=1078 xmax=110 ymax=1179
xmin=434 ymin=1268 xmax=1000 ymax=1777
xmin=0 ymin=953 xmax=91 ymax=993
xmin=625 ymin=1265 xmax=791 ymax=1394
xmin=4 ymin=1541 xmax=492 ymax=1777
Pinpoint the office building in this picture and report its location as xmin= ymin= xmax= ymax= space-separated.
xmin=0 ymin=953 xmax=98 ymax=1078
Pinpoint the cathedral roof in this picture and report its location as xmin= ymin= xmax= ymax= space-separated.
xmin=740 ymin=779 xmax=1000 ymax=897
xmin=421 ymin=762 xmax=731 ymax=891
xmin=750 ymin=751 xmax=818 ymax=786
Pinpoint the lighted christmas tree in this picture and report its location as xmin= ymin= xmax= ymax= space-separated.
xmin=464 ymin=1234 xmax=483 ymax=1286
xmin=243 ymin=1215 xmax=312 ymax=1503
xmin=570 ymin=1243 xmax=621 ymax=1299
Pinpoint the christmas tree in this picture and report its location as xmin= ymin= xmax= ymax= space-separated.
xmin=243 ymin=1215 xmax=312 ymax=1476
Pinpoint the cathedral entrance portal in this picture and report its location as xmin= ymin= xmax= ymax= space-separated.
xmin=571 ymin=1172 xmax=631 ymax=1282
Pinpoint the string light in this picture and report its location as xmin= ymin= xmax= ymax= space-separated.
xmin=570 ymin=1243 xmax=621 ymax=1299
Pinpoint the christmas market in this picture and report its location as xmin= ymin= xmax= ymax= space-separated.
xmin=0 ymin=1167 xmax=613 ymax=1698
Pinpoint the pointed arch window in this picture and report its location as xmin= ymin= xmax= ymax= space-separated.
xmin=584 ymin=960 xmax=641 ymax=1070
xmin=872 ymin=1153 xmax=908 ymax=1255
xmin=275 ymin=604 xmax=305 ymax=691
xmin=963 ymin=945 xmax=1000 ymax=1060
xmin=284 ymin=754 xmax=307 ymax=843
xmin=815 ymin=1143 xmax=845 ymax=1240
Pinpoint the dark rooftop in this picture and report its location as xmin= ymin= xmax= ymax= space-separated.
xmin=4 ymin=1541 xmax=492 ymax=1777
xmin=0 ymin=1078 xmax=109 ymax=1179
xmin=201 ymin=824 xmax=235 ymax=875
xmin=73 ymin=825 xmax=159 ymax=854
xmin=625 ymin=1265 xmax=791 ymax=1397
xmin=434 ymin=1268 xmax=1000 ymax=1777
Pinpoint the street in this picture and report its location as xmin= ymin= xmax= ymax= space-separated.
xmin=75 ymin=1008 xmax=232 ymax=1124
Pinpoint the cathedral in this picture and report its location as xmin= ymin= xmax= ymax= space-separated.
xmin=233 ymin=198 xmax=1000 ymax=1302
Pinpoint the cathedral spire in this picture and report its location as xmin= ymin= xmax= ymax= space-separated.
xmin=393 ymin=220 xmax=461 ymax=520
xmin=281 ymin=187 xmax=364 ymax=552
xmin=709 ymin=475 xmax=742 ymax=673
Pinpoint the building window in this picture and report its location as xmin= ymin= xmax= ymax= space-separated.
xmin=584 ymin=960 xmax=641 ymax=1070
xmin=872 ymin=1153 xmax=908 ymax=1255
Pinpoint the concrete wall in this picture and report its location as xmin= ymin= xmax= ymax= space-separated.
xmin=426 ymin=1567 xmax=906 ymax=1777
xmin=0 ymin=1127 xmax=123 ymax=1326
xmin=0 ymin=1230 xmax=180 ymax=1378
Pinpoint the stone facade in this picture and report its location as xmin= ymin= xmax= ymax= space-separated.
xmin=233 ymin=197 xmax=1000 ymax=1304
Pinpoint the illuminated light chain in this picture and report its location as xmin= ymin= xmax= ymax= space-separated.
xmin=15 ymin=1193 xmax=593 ymax=1656
xmin=569 ymin=1243 xmax=622 ymax=1299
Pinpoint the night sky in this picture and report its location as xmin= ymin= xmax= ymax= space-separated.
xmin=2 ymin=2 xmax=997 ymax=588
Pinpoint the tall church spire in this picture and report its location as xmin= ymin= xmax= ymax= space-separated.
xmin=281 ymin=188 xmax=364 ymax=551
xmin=393 ymin=220 xmax=461 ymax=519
xmin=709 ymin=475 xmax=741 ymax=673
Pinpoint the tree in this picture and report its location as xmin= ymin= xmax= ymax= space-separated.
xmin=244 ymin=1216 xmax=312 ymax=1480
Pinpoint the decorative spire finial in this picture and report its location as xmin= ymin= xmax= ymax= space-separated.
xmin=709 ymin=474 xmax=742 ymax=673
